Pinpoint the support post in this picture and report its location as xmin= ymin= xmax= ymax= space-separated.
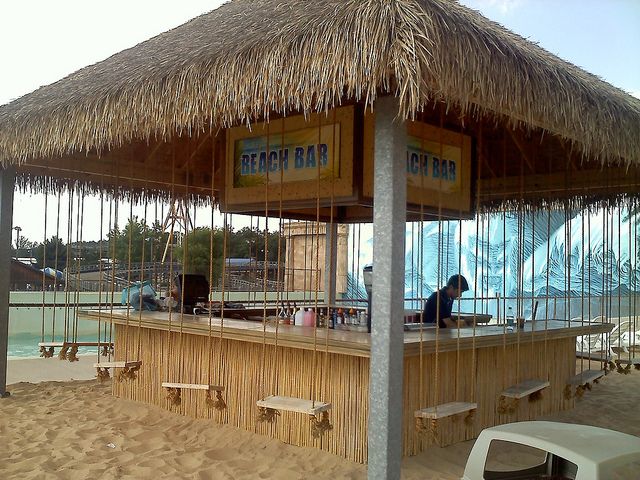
xmin=0 ymin=167 xmax=15 ymax=398
xmin=368 ymin=97 xmax=407 ymax=478
xmin=324 ymin=222 xmax=338 ymax=306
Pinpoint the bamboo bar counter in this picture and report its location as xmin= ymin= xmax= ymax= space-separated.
xmin=80 ymin=309 xmax=611 ymax=462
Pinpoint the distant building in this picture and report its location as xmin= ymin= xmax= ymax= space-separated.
xmin=283 ymin=224 xmax=348 ymax=295
xmin=222 ymin=258 xmax=283 ymax=291
xmin=10 ymin=259 xmax=59 ymax=291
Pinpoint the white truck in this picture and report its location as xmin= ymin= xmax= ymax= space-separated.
xmin=462 ymin=421 xmax=640 ymax=480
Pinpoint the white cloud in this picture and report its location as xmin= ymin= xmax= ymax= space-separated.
xmin=631 ymin=90 xmax=640 ymax=100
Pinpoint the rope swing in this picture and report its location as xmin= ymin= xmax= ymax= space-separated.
xmin=255 ymin=113 xmax=332 ymax=438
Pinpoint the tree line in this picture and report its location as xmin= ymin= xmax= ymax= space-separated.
xmin=14 ymin=217 xmax=283 ymax=278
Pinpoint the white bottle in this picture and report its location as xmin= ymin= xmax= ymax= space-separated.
xmin=294 ymin=306 xmax=305 ymax=326
xmin=506 ymin=306 xmax=514 ymax=328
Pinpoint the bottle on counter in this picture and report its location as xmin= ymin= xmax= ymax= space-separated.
xmin=349 ymin=308 xmax=356 ymax=325
xmin=337 ymin=308 xmax=344 ymax=325
xmin=294 ymin=305 xmax=305 ymax=326
xmin=286 ymin=301 xmax=293 ymax=325
xmin=329 ymin=308 xmax=335 ymax=329
xmin=303 ymin=308 xmax=315 ymax=327
xmin=506 ymin=306 xmax=515 ymax=329
xmin=278 ymin=301 xmax=287 ymax=323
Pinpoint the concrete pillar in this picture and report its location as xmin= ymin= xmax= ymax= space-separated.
xmin=0 ymin=167 xmax=15 ymax=398
xmin=367 ymin=97 xmax=407 ymax=478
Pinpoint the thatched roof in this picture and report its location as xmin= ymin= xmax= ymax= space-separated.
xmin=1 ymin=0 xmax=639 ymax=167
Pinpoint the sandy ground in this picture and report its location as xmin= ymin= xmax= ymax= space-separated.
xmin=6 ymin=354 xmax=97 ymax=384
xmin=1 ymin=360 xmax=639 ymax=479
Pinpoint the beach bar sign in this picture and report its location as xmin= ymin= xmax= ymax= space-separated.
xmin=406 ymin=136 xmax=462 ymax=194
xmin=232 ymin=124 xmax=341 ymax=188
xmin=224 ymin=106 xmax=356 ymax=212
xmin=363 ymin=114 xmax=471 ymax=213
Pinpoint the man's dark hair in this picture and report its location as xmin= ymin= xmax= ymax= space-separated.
xmin=447 ymin=274 xmax=469 ymax=292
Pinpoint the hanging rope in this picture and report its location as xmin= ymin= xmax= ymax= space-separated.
xmin=257 ymin=119 xmax=273 ymax=420
xmin=59 ymin=188 xmax=74 ymax=361
xmin=68 ymin=188 xmax=85 ymax=363
xmin=497 ymin=133 xmax=510 ymax=415
xmin=39 ymin=185 xmax=53 ymax=358
xmin=164 ymin=145 xmax=177 ymax=393
xmin=314 ymin=107 xmax=339 ymax=437
xmin=311 ymin=113 xmax=323 ymax=412
xmin=206 ymin=136 xmax=227 ymax=412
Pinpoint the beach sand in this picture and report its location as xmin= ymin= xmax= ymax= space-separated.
xmin=7 ymin=354 xmax=97 ymax=384
xmin=1 ymin=360 xmax=638 ymax=479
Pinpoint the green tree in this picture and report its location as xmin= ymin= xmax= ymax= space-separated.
xmin=34 ymin=236 xmax=67 ymax=269
xmin=175 ymin=226 xmax=283 ymax=285
xmin=106 ymin=217 xmax=170 ymax=264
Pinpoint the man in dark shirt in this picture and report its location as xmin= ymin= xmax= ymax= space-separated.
xmin=423 ymin=274 xmax=470 ymax=328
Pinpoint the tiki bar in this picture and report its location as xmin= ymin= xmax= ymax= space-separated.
xmin=1 ymin=1 xmax=639 ymax=478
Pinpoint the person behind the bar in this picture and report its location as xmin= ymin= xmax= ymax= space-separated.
xmin=422 ymin=274 xmax=470 ymax=328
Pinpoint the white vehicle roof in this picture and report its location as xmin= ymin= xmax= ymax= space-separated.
xmin=477 ymin=421 xmax=640 ymax=467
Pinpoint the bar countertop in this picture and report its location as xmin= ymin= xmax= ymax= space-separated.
xmin=79 ymin=309 xmax=613 ymax=358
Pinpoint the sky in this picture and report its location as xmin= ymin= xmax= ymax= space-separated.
xmin=1 ymin=0 xmax=639 ymax=243
xmin=461 ymin=0 xmax=640 ymax=97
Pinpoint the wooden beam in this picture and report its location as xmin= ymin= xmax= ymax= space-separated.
xmin=506 ymin=129 xmax=535 ymax=173
xmin=557 ymin=137 xmax=579 ymax=172
xmin=479 ymin=167 xmax=640 ymax=202
xmin=143 ymin=140 xmax=166 ymax=164
xmin=177 ymin=133 xmax=212 ymax=170
xmin=480 ymin=142 xmax=498 ymax=179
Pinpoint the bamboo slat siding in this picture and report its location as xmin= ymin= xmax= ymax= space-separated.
xmin=113 ymin=325 xmax=576 ymax=463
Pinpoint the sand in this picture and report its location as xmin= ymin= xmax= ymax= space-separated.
xmin=6 ymin=355 xmax=97 ymax=384
xmin=1 ymin=360 xmax=639 ymax=479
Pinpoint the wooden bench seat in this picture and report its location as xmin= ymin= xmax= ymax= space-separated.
xmin=256 ymin=396 xmax=331 ymax=415
xmin=414 ymin=401 xmax=477 ymax=420
xmin=161 ymin=382 xmax=224 ymax=391
xmin=93 ymin=360 xmax=141 ymax=369
xmin=501 ymin=380 xmax=549 ymax=399
xmin=567 ymin=370 xmax=604 ymax=386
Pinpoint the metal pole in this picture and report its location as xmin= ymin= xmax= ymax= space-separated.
xmin=13 ymin=225 xmax=21 ymax=251
xmin=324 ymin=222 xmax=338 ymax=306
xmin=0 ymin=167 xmax=16 ymax=398
xmin=368 ymin=96 xmax=407 ymax=479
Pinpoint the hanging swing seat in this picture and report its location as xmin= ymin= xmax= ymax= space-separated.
xmin=39 ymin=341 xmax=113 ymax=348
xmin=414 ymin=401 xmax=477 ymax=420
xmin=501 ymin=380 xmax=549 ymax=399
xmin=615 ymin=358 xmax=640 ymax=366
xmin=576 ymin=350 xmax=612 ymax=362
xmin=567 ymin=370 xmax=604 ymax=386
xmin=161 ymin=382 xmax=224 ymax=391
xmin=38 ymin=342 xmax=65 ymax=348
xmin=256 ymin=396 xmax=331 ymax=415
xmin=93 ymin=360 xmax=141 ymax=369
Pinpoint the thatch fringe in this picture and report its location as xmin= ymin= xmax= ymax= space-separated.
xmin=479 ymin=193 xmax=640 ymax=215
xmin=1 ymin=0 xmax=639 ymax=166
xmin=15 ymin=173 xmax=214 ymax=207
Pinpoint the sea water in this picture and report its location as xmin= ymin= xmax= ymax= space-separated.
xmin=7 ymin=291 xmax=112 ymax=359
